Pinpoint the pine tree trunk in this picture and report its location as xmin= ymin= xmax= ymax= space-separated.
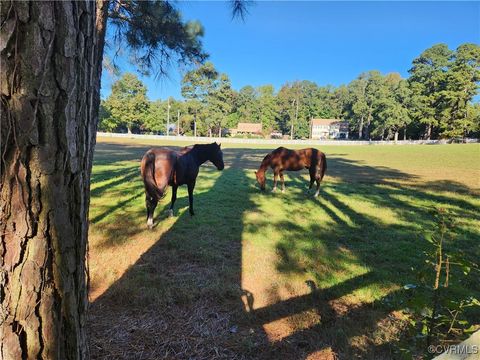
xmin=404 ymin=128 xmax=407 ymax=141
xmin=426 ymin=124 xmax=432 ymax=140
xmin=394 ymin=130 xmax=399 ymax=143
xmin=1 ymin=1 xmax=107 ymax=358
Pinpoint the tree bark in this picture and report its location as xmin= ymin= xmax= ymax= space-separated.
xmin=426 ymin=124 xmax=432 ymax=140
xmin=1 ymin=1 xmax=107 ymax=358
xmin=358 ymin=116 xmax=364 ymax=140
xmin=365 ymin=111 xmax=372 ymax=140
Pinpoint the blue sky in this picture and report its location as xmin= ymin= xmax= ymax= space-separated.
xmin=101 ymin=1 xmax=480 ymax=100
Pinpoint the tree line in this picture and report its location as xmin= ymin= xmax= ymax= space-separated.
xmin=100 ymin=43 xmax=480 ymax=140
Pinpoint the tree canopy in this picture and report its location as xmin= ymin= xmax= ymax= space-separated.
xmin=101 ymin=73 xmax=149 ymax=133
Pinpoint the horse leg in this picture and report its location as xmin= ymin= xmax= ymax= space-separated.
xmin=168 ymin=185 xmax=177 ymax=217
xmin=272 ymin=171 xmax=278 ymax=192
xmin=146 ymin=196 xmax=158 ymax=229
xmin=314 ymin=158 xmax=327 ymax=197
xmin=314 ymin=169 xmax=323 ymax=197
xmin=280 ymin=172 xmax=286 ymax=193
xmin=314 ymin=179 xmax=321 ymax=197
xmin=308 ymin=169 xmax=315 ymax=192
xmin=188 ymin=181 xmax=196 ymax=216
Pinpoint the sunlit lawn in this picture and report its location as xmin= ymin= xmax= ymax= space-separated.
xmin=88 ymin=137 xmax=479 ymax=359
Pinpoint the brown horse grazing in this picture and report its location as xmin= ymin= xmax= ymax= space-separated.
xmin=255 ymin=147 xmax=327 ymax=197
xmin=140 ymin=142 xmax=224 ymax=228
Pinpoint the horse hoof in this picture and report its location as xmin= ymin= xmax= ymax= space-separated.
xmin=313 ymin=192 xmax=320 ymax=198
xmin=167 ymin=209 xmax=174 ymax=217
xmin=271 ymin=188 xmax=277 ymax=193
xmin=147 ymin=218 xmax=154 ymax=228
xmin=281 ymin=189 xmax=285 ymax=193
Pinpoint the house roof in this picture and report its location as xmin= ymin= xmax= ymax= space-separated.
xmin=237 ymin=122 xmax=262 ymax=133
xmin=311 ymin=118 xmax=346 ymax=126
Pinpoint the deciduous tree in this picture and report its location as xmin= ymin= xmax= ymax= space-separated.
xmin=103 ymin=73 xmax=149 ymax=133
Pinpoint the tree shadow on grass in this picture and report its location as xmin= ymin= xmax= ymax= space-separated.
xmin=89 ymin=150 xmax=268 ymax=359
xmin=248 ymin=159 xmax=479 ymax=358
xmin=87 ymin=143 xmax=479 ymax=359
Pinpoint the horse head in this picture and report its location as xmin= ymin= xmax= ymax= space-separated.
xmin=255 ymin=170 xmax=266 ymax=191
xmin=209 ymin=142 xmax=224 ymax=170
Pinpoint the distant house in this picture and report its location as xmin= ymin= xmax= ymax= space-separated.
xmin=270 ymin=131 xmax=283 ymax=139
xmin=310 ymin=119 xmax=349 ymax=140
xmin=230 ymin=122 xmax=263 ymax=136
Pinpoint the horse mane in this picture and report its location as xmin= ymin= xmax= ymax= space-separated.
xmin=259 ymin=153 xmax=272 ymax=171
xmin=192 ymin=142 xmax=218 ymax=150
xmin=190 ymin=143 xmax=219 ymax=160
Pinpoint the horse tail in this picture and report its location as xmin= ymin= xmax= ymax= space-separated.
xmin=320 ymin=152 xmax=327 ymax=180
xmin=141 ymin=151 xmax=167 ymax=200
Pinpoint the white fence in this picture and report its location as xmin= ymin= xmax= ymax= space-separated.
xmin=97 ymin=132 xmax=478 ymax=146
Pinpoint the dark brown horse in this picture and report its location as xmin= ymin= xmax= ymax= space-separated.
xmin=141 ymin=142 xmax=224 ymax=228
xmin=255 ymin=147 xmax=327 ymax=197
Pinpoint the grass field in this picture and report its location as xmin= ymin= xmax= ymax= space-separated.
xmin=88 ymin=137 xmax=479 ymax=359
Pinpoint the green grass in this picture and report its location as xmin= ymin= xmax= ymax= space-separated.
xmin=88 ymin=138 xmax=480 ymax=359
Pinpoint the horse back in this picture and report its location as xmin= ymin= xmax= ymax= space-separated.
xmin=270 ymin=147 xmax=326 ymax=173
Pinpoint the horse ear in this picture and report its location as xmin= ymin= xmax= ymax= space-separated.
xmin=218 ymin=143 xmax=221 ymax=148
xmin=254 ymin=171 xmax=257 ymax=175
